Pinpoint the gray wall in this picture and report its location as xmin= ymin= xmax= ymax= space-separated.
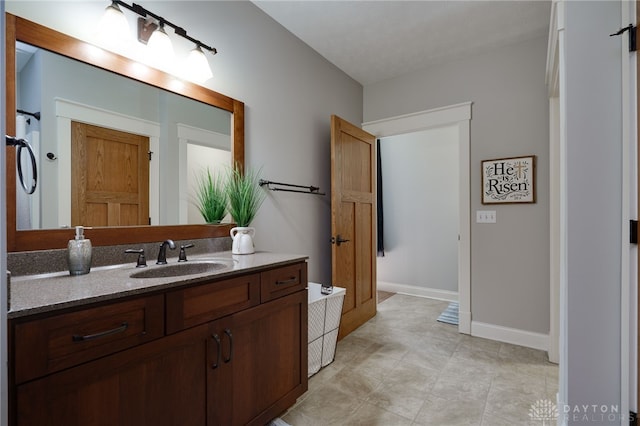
xmin=365 ymin=35 xmax=550 ymax=334
xmin=378 ymin=126 xmax=459 ymax=292
xmin=6 ymin=1 xmax=363 ymax=286
xmin=563 ymin=1 xmax=622 ymax=421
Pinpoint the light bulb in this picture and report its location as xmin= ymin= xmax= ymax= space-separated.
xmin=96 ymin=1 xmax=130 ymax=48
xmin=146 ymin=23 xmax=174 ymax=69
xmin=184 ymin=46 xmax=213 ymax=83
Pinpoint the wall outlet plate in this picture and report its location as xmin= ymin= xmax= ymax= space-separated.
xmin=476 ymin=210 xmax=496 ymax=223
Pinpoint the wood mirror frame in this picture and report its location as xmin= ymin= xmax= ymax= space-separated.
xmin=5 ymin=13 xmax=244 ymax=252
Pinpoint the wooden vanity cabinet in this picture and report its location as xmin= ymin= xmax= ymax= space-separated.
xmin=168 ymin=270 xmax=308 ymax=426
xmin=226 ymin=289 xmax=307 ymax=425
xmin=15 ymin=322 xmax=212 ymax=426
xmin=13 ymin=295 xmax=165 ymax=385
xmin=9 ymin=261 xmax=308 ymax=426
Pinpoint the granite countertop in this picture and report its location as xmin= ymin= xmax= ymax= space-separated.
xmin=9 ymin=251 xmax=308 ymax=319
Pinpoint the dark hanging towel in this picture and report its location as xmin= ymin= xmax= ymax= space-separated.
xmin=376 ymin=139 xmax=385 ymax=256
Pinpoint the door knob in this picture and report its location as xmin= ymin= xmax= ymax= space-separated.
xmin=330 ymin=235 xmax=350 ymax=246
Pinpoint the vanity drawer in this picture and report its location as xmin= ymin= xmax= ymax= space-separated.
xmin=13 ymin=294 xmax=164 ymax=384
xmin=166 ymin=273 xmax=260 ymax=334
xmin=261 ymin=262 xmax=308 ymax=302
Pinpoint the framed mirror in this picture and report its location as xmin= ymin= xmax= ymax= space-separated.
xmin=5 ymin=13 xmax=245 ymax=252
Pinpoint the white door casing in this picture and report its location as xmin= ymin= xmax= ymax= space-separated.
xmin=363 ymin=101 xmax=472 ymax=334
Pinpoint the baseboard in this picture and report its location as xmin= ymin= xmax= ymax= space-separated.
xmin=377 ymin=281 xmax=458 ymax=302
xmin=471 ymin=320 xmax=549 ymax=351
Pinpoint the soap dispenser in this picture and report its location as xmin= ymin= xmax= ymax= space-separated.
xmin=67 ymin=226 xmax=92 ymax=275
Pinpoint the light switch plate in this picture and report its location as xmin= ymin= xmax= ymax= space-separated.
xmin=476 ymin=210 xmax=496 ymax=223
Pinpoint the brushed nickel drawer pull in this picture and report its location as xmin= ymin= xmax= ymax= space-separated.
xmin=276 ymin=277 xmax=297 ymax=285
xmin=72 ymin=322 xmax=129 ymax=342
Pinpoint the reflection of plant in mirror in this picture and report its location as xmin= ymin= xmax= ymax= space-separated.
xmin=193 ymin=167 xmax=227 ymax=224
xmin=226 ymin=166 xmax=266 ymax=227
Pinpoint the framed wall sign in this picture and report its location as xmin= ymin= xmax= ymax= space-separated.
xmin=482 ymin=155 xmax=536 ymax=204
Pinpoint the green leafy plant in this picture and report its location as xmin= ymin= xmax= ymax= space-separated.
xmin=192 ymin=167 xmax=227 ymax=224
xmin=225 ymin=166 xmax=265 ymax=227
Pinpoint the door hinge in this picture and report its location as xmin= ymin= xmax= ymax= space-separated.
xmin=610 ymin=24 xmax=636 ymax=52
xmin=148 ymin=151 xmax=153 ymax=161
xmin=631 ymin=220 xmax=638 ymax=244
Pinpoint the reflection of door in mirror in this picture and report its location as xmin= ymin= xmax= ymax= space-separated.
xmin=71 ymin=122 xmax=149 ymax=227
xmin=16 ymin=40 xmax=232 ymax=230
xmin=7 ymin=14 xmax=244 ymax=252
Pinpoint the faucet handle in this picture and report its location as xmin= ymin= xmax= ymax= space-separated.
xmin=125 ymin=249 xmax=147 ymax=268
xmin=178 ymin=244 xmax=195 ymax=262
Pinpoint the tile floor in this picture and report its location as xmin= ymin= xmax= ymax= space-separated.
xmin=282 ymin=294 xmax=558 ymax=425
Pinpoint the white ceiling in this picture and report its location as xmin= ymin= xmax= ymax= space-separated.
xmin=253 ymin=1 xmax=551 ymax=86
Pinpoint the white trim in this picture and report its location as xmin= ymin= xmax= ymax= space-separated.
xmin=546 ymin=1 xmax=560 ymax=98
xmin=363 ymin=102 xmax=472 ymax=138
xmin=620 ymin=0 xmax=635 ymax=418
xmin=471 ymin=321 xmax=549 ymax=351
xmin=457 ymin=119 xmax=471 ymax=335
xmin=377 ymin=281 xmax=458 ymax=303
xmin=54 ymin=98 xmax=161 ymax=227
xmin=548 ymin=97 xmax=560 ymax=364
xmin=558 ymin=4 xmax=569 ymax=418
xmin=548 ymin=0 xmax=568 ymax=417
xmin=547 ymin=0 xmax=562 ymax=365
xmin=363 ymin=102 xmax=472 ymax=335
xmin=29 ymin=131 xmax=40 ymax=228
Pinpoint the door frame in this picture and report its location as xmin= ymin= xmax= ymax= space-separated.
xmin=54 ymin=99 xmax=160 ymax=227
xmin=629 ymin=0 xmax=639 ymax=417
xmin=621 ymin=0 xmax=638 ymax=417
xmin=363 ymin=101 xmax=472 ymax=334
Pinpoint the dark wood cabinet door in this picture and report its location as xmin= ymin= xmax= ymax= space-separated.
xmin=207 ymin=316 xmax=234 ymax=426
xmin=15 ymin=324 xmax=209 ymax=426
xmin=229 ymin=290 xmax=308 ymax=426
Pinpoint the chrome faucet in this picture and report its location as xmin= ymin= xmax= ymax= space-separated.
xmin=156 ymin=239 xmax=176 ymax=264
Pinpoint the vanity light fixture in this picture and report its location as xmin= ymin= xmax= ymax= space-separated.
xmin=184 ymin=45 xmax=213 ymax=83
xmin=97 ymin=0 xmax=131 ymax=47
xmin=145 ymin=20 xmax=174 ymax=67
xmin=100 ymin=1 xmax=217 ymax=83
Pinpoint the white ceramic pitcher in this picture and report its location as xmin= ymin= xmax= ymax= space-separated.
xmin=230 ymin=226 xmax=255 ymax=255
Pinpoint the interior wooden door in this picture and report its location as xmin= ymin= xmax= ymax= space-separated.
xmin=71 ymin=122 xmax=149 ymax=227
xmin=330 ymin=115 xmax=377 ymax=339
